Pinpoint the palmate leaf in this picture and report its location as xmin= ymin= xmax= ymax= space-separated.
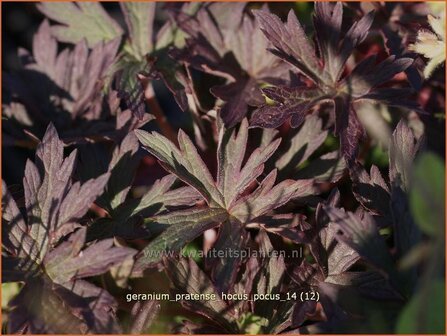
xmin=87 ymin=172 xmax=202 ymax=242
xmin=23 ymin=124 xmax=110 ymax=259
xmin=9 ymin=277 xmax=123 ymax=334
xmin=100 ymin=133 xmax=140 ymax=212
xmin=37 ymin=2 xmax=123 ymax=47
xmin=2 ymin=181 xmax=39 ymax=264
xmin=36 ymin=2 xmax=188 ymax=121
xmin=322 ymin=206 xmax=395 ymax=275
xmin=164 ymin=256 xmax=237 ymax=332
xmin=172 ymin=3 xmax=290 ymax=126
xmin=120 ymin=3 xmax=156 ymax=60
xmin=275 ymin=114 xmax=328 ymax=174
xmin=349 ymin=120 xmax=422 ymax=229
xmin=128 ymin=300 xmax=160 ymax=334
xmin=389 ymin=120 xmax=423 ymax=192
xmin=130 ymin=174 xmax=201 ymax=218
xmin=254 ymin=232 xmax=295 ymax=334
xmin=134 ymin=119 xmax=315 ymax=279
xmin=4 ymin=20 xmax=151 ymax=145
xmin=348 ymin=120 xmax=424 ymax=295
xmin=216 ymin=119 xmax=282 ymax=208
xmin=389 ymin=121 xmax=423 ymax=276
xmin=229 ymin=169 xmax=314 ymax=223
xmin=289 ymin=195 xmax=401 ymax=329
xmin=274 ymin=113 xmax=346 ymax=184
xmin=44 ymin=228 xmax=136 ymax=285
xmin=206 ymin=219 xmax=248 ymax=293
xmin=251 ymin=3 xmax=419 ymax=162
xmin=350 ymin=163 xmax=391 ymax=218
xmin=132 ymin=207 xmax=228 ymax=276
xmin=2 ymin=125 xmax=136 ymax=334
xmin=165 ymin=234 xmax=295 ymax=334
xmin=135 ymin=128 xmax=225 ymax=207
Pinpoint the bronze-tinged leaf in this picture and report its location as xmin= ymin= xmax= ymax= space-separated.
xmin=276 ymin=114 xmax=328 ymax=176
xmin=253 ymin=9 xmax=321 ymax=84
xmin=135 ymin=129 xmax=225 ymax=207
xmin=295 ymin=151 xmax=345 ymax=184
xmin=120 ymin=3 xmax=156 ymax=60
xmin=350 ymin=163 xmax=391 ymax=218
xmin=133 ymin=207 xmax=229 ymax=274
xmin=250 ymin=86 xmax=325 ymax=129
xmin=44 ymin=235 xmax=137 ymax=285
xmin=173 ymin=4 xmax=289 ymax=126
xmin=207 ymin=219 xmax=248 ymax=293
xmin=389 ymin=120 xmax=422 ymax=192
xmin=129 ymin=300 xmax=160 ymax=334
xmin=322 ymin=206 xmax=396 ymax=277
xmin=2 ymin=181 xmax=41 ymax=265
xmin=230 ymin=170 xmax=315 ymax=222
xmin=37 ymin=2 xmax=123 ymax=47
xmin=164 ymin=257 xmax=237 ymax=332
xmin=389 ymin=120 xmax=422 ymax=289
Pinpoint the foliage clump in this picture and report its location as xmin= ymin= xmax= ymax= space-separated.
xmin=2 ymin=2 xmax=445 ymax=334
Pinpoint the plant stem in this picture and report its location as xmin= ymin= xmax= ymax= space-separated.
xmin=144 ymin=83 xmax=177 ymax=144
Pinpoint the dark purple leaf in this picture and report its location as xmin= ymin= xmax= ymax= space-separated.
xmin=322 ymin=206 xmax=396 ymax=276
xmin=164 ymin=256 xmax=237 ymax=332
xmin=350 ymin=163 xmax=391 ymax=218
xmin=44 ymin=235 xmax=136 ymax=284
xmin=173 ymin=4 xmax=290 ymax=126
xmin=132 ymin=207 xmax=228 ymax=274
xmin=334 ymin=96 xmax=364 ymax=163
xmin=207 ymin=220 xmax=248 ymax=293
xmin=129 ymin=300 xmax=160 ymax=333
xmin=253 ymin=9 xmax=321 ymax=84
xmin=389 ymin=121 xmax=422 ymax=263
xmin=250 ymin=86 xmax=325 ymax=129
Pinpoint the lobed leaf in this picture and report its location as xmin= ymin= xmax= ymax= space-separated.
xmin=207 ymin=219 xmax=248 ymax=293
xmin=350 ymin=163 xmax=391 ymax=218
xmin=389 ymin=120 xmax=422 ymax=192
xmin=323 ymin=206 xmax=396 ymax=277
xmin=230 ymin=170 xmax=315 ymax=222
xmin=44 ymin=232 xmax=136 ymax=284
xmin=129 ymin=300 xmax=160 ymax=334
xmin=276 ymin=114 xmax=328 ymax=174
xmin=120 ymin=3 xmax=156 ymax=60
xmin=253 ymin=9 xmax=321 ymax=84
xmin=133 ymin=207 xmax=228 ymax=273
xmin=164 ymin=257 xmax=236 ymax=332
xmin=135 ymin=129 xmax=225 ymax=207
xmin=37 ymin=2 xmax=123 ymax=47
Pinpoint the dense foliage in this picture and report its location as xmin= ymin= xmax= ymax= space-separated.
xmin=2 ymin=2 xmax=445 ymax=334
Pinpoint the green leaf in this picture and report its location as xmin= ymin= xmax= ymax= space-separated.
xmin=410 ymin=152 xmax=445 ymax=237
xmin=396 ymin=279 xmax=445 ymax=333
xmin=120 ymin=3 xmax=156 ymax=60
xmin=37 ymin=2 xmax=123 ymax=47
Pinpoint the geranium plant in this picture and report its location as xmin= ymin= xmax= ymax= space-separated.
xmin=2 ymin=2 xmax=445 ymax=334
